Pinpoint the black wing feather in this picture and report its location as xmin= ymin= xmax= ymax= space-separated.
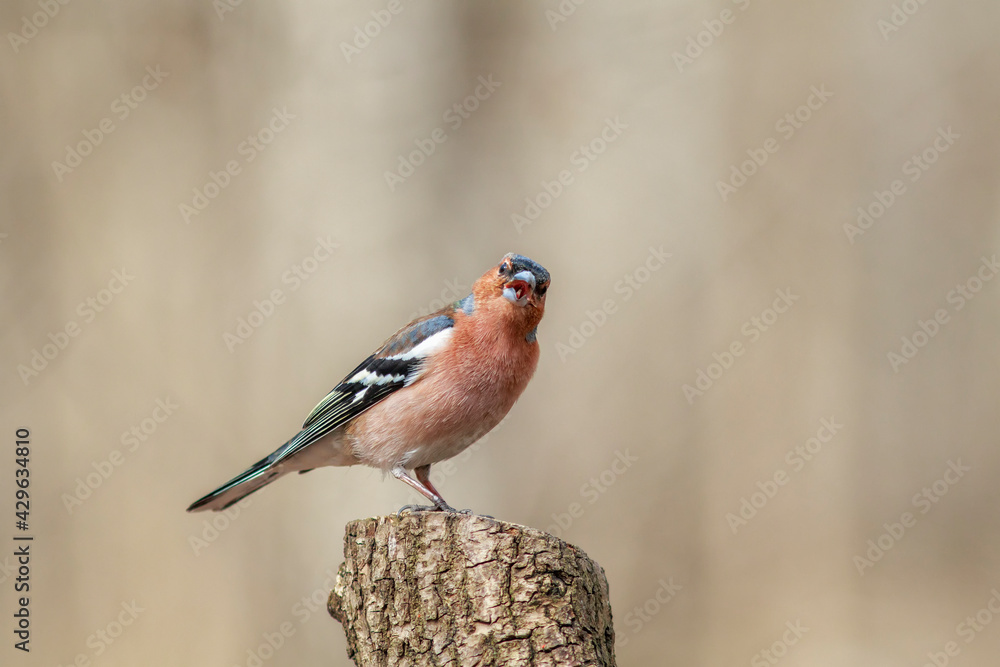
xmin=270 ymin=312 xmax=455 ymax=466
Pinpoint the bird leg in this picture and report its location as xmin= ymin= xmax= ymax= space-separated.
xmin=415 ymin=464 xmax=444 ymax=500
xmin=392 ymin=465 xmax=458 ymax=514
xmin=396 ymin=465 xmax=488 ymax=517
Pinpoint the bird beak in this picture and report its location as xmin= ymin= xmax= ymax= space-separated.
xmin=502 ymin=271 xmax=536 ymax=307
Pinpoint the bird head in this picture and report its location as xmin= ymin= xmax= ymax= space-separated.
xmin=471 ymin=253 xmax=550 ymax=338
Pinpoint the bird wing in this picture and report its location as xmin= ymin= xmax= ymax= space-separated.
xmin=270 ymin=310 xmax=457 ymax=465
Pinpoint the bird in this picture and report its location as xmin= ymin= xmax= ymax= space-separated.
xmin=187 ymin=253 xmax=550 ymax=514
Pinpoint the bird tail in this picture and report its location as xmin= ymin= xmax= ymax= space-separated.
xmin=186 ymin=452 xmax=285 ymax=512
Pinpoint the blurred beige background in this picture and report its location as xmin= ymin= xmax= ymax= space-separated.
xmin=3 ymin=1 xmax=1000 ymax=665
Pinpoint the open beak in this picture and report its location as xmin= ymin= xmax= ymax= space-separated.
xmin=502 ymin=270 xmax=536 ymax=307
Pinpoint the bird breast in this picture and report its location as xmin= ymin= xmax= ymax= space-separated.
xmin=346 ymin=322 xmax=539 ymax=470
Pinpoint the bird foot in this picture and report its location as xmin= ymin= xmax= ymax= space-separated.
xmin=396 ymin=504 xmax=438 ymax=516
xmin=397 ymin=503 xmax=489 ymax=517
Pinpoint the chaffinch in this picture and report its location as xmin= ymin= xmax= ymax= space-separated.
xmin=187 ymin=253 xmax=550 ymax=513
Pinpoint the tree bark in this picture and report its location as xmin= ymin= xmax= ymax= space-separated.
xmin=328 ymin=513 xmax=616 ymax=666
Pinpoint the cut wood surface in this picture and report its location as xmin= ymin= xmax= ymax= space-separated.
xmin=328 ymin=513 xmax=616 ymax=666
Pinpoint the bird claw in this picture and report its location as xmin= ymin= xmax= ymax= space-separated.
xmin=396 ymin=503 xmax=491 ymax=518
xmin=440 ymin=504 xmax=494 ymax=517
xmin=397 ymin=504 xmax=437 ymax=516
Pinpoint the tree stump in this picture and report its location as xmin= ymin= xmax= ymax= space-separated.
xmin=328 ymin=513 xmax=616 ymax=666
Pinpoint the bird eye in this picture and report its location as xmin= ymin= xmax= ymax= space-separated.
xmin=536 ymin=284 xmax=547 ymax=296
xmin=498 ymin=265 xmax=506 ymax=275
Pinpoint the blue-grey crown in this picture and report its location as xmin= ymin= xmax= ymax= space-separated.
xmin=503 ymin=253 xmax=550 ymax=286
